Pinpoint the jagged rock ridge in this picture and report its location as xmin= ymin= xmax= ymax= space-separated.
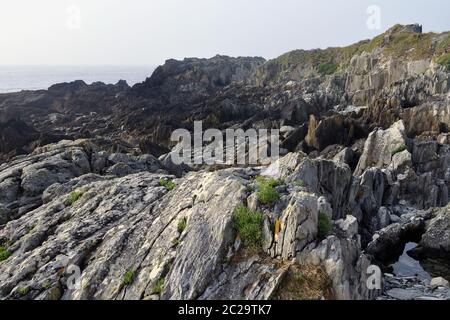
xmin=0 ymin=24 xmax=449 ymax=300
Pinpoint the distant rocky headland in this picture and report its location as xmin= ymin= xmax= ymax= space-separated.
xmin=0 ymin=24 xmax=449 ymax=300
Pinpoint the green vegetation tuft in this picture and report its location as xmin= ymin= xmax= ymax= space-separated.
xmin=294 ymin=180 xmax=305 ymax=187
xmin=177 ymin=217 xmax=187 ymax=233
xmin=318 ymin=212 xmax=331 ymax=239
xmin=152 ymin=277 xmax=165 ymax=294
xmin=122 ymin=268 xmax=136 ymax=286
xmin=233 ymin=205 xmax=264 ymax=249
xmin=0 ymin=246 xmax=11 ymax=262
xmin=260 ymin=26 xmax=450 ymax=84
xmin=42 ymin=281 xmax=51 ymax=290
xmin=171 ymin=238 xmax=180 ymax=247
xmin=159 ymin=178 xmax=176 ymax=191
xmin=436 ymin=53 xmax=450 ymax=70
xmin=391 ymin=144 xmax=407 ymax=156
xmin=256 ymin=176 xmax=282 ymax=205
xmin=18 ymin=286 xmax=29 ymax=296
xmin=68 ymin=190 xmax=84 ymax=205
xmin=317 ymin=63 xmax=338 ymax=75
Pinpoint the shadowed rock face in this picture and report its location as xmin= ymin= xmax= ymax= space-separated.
xmin=0 ymin=26 xmax=448 ymax=165
xmin=0 ymin=24 xmax=449 ymax=300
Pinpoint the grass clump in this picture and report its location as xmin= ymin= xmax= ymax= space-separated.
xmin=171 ymin=238 xmax=180 ymax=247
xmin=159 ymin=178 xmax=176 ymax=191
xmin=391 ymin=144 xmax=407 ymax=156
xmin=0 ymin=246 xmax=11 ymax=262
xmin=317 ymin=62 xmax=338 ymax=75
xmin=318 ymin=212 xmax=331 ymax=239
xmin=294 ymin=180 xmax=305 ymax=187
xmin=42 ymin=281 xmax=51 ymax=290
xmin=177 ymin=217 xmax=187 ymax=233
xmin=68 ymin=190 xmax=84 ymax=205
xmin=233 ymin=205 xmax=264 ymax=250
xmin=18 ymin=286 xmax=29 ymax=296
xmin=256 ymin=176 xmax=281 ymax=205
xmin=436 ymin=53 xmax=450 ymax=70
xmin=273 ymin=265 xmax=334 ymax=300
xmin=152 ymin=278 xmax=165 ymax=294
xmin=122 ymin=268 xmax=136 ymax=286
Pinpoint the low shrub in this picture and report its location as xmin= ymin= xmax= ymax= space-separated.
xmin=159 ymin=178 xmax=176 ymax=191
xmin=0 ymin=246 xmax=11 ymax=262
xmin=318 ymin=212 xmax=331 ymax=239
xmin=317 ymin=63 xmax=338 ymax=75
xmin=256 ymin=176 xmax=281 ymax=205
xmin=233 ymin=205 xmax=264 ymax=249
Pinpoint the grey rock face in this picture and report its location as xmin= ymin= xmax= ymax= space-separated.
xmin=162 ymin=170 xmax=247 ymax=300
xmin=268 ymin=192 xmax=319 ymax=259
xmin=1 ymin=25 xmax=450 ymax=301
xmin=199 ymin=254 xmax=289 ymax=300
xmin=365 ymin=208 xmax=431 ymax=263
xmin=355 ymin=120 xmax=408 ymax=176
xmin=417 ymin=205 xmax=450 ymax=259
xmin=334 ymin=215 xmax=358 ymax=239
xmin=287 ymin=158 xmax=352 ymax=219
xmin=297 ymin=236 xmax=378 ymax=300
xmin=0 ymin=140 xmax=165 ymax=225
xmin=0 ymin=168 xmax=251 ymax=300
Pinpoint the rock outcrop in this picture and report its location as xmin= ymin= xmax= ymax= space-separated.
xmin=0 ymin=24 xmax=450 ymax=300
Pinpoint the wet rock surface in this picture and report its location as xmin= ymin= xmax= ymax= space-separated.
xmin=378 ymin=274 xmax=450 ymax=300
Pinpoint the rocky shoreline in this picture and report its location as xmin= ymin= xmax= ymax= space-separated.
xmin=0 ymin=24 xmax=449 ymax=300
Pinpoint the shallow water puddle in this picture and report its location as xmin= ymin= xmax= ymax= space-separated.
xmin=390 ymin=242 xmax=431 ymax=280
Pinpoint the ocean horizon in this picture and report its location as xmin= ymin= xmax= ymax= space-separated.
xmin=0 ymin=65 xmax=155 ymax=94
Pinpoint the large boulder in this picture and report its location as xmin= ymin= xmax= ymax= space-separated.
xmin=416 ymin=205 xmax=450 ymax=259
xmin=355 ymin=120 xmax=408 ymax=176
xmin=268 ymin=192 xmax=319 ymax=259
xmin=297 ymin=236 xmax=379 ymax=300
xmin=287 ymin=158 xmax=353 ymax=219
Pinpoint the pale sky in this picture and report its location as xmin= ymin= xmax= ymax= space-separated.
xmin=1 ymin=0 xmax=449 ymax=66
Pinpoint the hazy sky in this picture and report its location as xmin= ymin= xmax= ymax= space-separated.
xmin=1 ymin=0 xmax=449 ymax=66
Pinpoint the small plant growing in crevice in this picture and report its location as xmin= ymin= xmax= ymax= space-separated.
xmin=171 ymin=238 xmax=180 ymax=247
xmin=177 ymin=217 xmax=187 ymax=233
xmin=294 ymin=180 xmax=305 ymax=187
xmin=391 ymin=144 xmax=407 ymax=156
xmin=159 ymin=178 xmax=176 ymax=191
xmin=233 ymin=205 xmax=264 ymax=250
xmin=68 ymin=190 xmax=84 ymax=205
xmin=122 ymin=268 xmax=136 ymax=286
xmin=318 ymin=212 xmax=331 ymax=239
xmin=256 ymin=176 xmax=281 ymax=205
xmin=255 ymin=176 xmax=284 ymax=187
xmin=42 ymin=281 xmax=51 ymax=290
xmin=18 ymin=286 xmax=29 ymax=296
xmin=152 ymin=277 xmax=165 ymax=294
xmin=0 ymin=246 xmax=11 ymax=262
